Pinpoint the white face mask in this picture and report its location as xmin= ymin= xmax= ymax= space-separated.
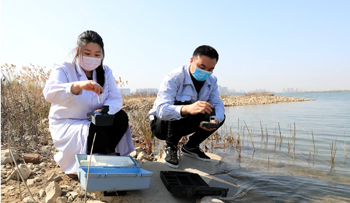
xmin=79 ymin=55 xmax=102 ymax=71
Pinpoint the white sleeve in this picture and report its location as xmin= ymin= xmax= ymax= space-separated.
xmin=103 ymin=66 xmax=123 ymax=114
xmin=43 ymin=64 xmax=80 ymax=104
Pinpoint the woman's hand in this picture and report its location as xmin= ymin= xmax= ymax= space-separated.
xmin=71 ymin=80 xmax=104 ymax=95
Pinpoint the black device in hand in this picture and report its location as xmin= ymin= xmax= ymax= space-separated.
xmin=87 ymin=105 xmax=114 ymax=126
xmin=204 ymin=107 xmax=216 ymax=119
xmin=200 ymin=121 xmax=219 ymax=128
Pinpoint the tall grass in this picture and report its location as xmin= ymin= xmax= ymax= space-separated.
xmin=1 ymin=64 xmax=51 ymax=150
xmin=0 ymin=63 xmax=157 ymax=155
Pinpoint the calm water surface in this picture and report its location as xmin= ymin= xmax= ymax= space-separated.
xmin=212 ymin=92 xmax=350 ymax=202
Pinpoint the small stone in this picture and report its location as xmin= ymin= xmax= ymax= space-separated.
xmin=45 ymin=181 xmax=61 ymax=203
xmin=61 ymin=185 xmax=73 ymax=191
xmin=134 ymin=146 xmax=143 ymax=153
xmin=68 ymin=191 xmax=79 ymax=199
xmin=56 ymin=196 xmax=67 ymax=203
xmin=129 ymin=151 xmax=137 ymax=158
xmin=23 ymin=196 xmax=40 ymax=203
xmin=27 ymin=163 xmax=34 ymax=168
xmin=41 ymin=146 xmax=51 ymax=156
xmin=34 ymin=176 xmax=42 ymax=182
xmin=39 ymin=162 xmax=46 ymax=167
xmin=78 ymin=190 xmax=85 ymax=198
xmin=27 ymin=179 xmax=35 ymax=187
xmin=48 ymin=173 xmax=62 ymax=182
xmin=2 ymin=186 xmax=15 ymax=193
xmin=28 ymin=141 xmax=37 ymax=149
xmin=38 ymin=189 xmax=46 ymax=197
xmin=23 ymin=154 xmax=41 ymax=164
xmin=33 ymin=167 xmax=40 ymax=172
xmin=137 ymin=151 xmax=151 ymax=161
xmin=197 ymin=196 xmax=224 ymax=203
xmin=8 ymin=164 xmax=31 ymax=180
xmin=1 ymin=150 xmax=18 ymax=165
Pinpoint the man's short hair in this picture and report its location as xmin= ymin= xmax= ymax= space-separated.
xmin=193 ymin=45 xmax=219 ymax=62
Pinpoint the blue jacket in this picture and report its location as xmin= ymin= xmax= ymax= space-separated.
xmin=149 ymin=64 xmax=225 ymax=123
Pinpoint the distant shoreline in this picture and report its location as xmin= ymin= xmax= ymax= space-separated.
xmin=227 ymin=90 xmax=350 ymax=95
xmin=122 ymin=95 xmax=315 ymax=111
xmin=221 ymin=95 xmax=314 ymax=107
xmin=281 ymin=90 xmax=350 ymax=93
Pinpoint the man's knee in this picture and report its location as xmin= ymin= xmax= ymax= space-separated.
xmin=150 ymin=117 xmax=167 ymax=140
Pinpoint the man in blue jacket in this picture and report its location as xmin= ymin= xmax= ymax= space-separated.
xmin=149 ymin=45 xmax=225 ymax=168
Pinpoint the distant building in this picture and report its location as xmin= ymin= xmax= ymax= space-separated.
xmin=218 ymin=86 xmax=229 ymax=95
xmin=135 ymin=88 xmax=158 ymax=95
xmin=283 ymin=87 xmax=300 ymax=93
xmin=119 ymin=88 xmax=131 ymax=96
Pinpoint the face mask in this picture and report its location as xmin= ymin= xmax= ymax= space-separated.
xmin=192 ymin=66 xmax=213 ymax=82
xmin=79 ymin=55 xmax=102 ymax=71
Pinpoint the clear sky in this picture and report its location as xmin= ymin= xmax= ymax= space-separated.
xmin=1 ymin=0 xmax=349 ymax=92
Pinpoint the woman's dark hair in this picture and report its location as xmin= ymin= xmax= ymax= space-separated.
xmin=193 ymin=45 xmax=219 ymax=62
xmin=73 ymin=30 xmax=105 ymax=87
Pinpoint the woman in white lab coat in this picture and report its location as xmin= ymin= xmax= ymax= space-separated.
xmin=43 ymin=30 xmax=134 ymax=179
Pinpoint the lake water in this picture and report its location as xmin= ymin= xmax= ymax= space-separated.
xmin=211 ymin=92 xmax=350 ymax=202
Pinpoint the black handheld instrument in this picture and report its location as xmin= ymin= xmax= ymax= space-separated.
xmin=200 ymin=121 xmax=219 ymax=128
xmin=87 ymin=106 xmax=114 ymax=126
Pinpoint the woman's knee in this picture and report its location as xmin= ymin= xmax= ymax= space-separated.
xmin=114 ymin=109 xmax=128 ymax=122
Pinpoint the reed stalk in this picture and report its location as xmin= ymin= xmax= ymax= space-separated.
xmin=260 ymin=119 xmax=264 ymax=143
xmin=265 ymin=124 xmax=268 ymax=144
xmin=343 ymin=127 xmax=347 ymax=160
xmin=293 ymin=122 xmax=296 ymax=159
xmin=274 ymin=127 xmax=277 ymax=150
xmin=244 ymin=121 xmax=255 ymax=152
xmin=278 ymin=121 xmax=282 ymax=144
xmin=330 ymin=137 xmax=337 ymax=169
xmin=288 ymin=124 xmax=292 ymax=153
xmin=311 ymin=127 xmax=315 ymax=157
xmin=278 ymin=121 xmax=282 ymax=149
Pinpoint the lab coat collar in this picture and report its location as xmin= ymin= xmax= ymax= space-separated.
xmin=184 ymin=64 xmax=213 ymax=86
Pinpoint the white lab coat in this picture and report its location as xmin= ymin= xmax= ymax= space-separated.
xmin=43 ymin=61 xmax=134 ymax=174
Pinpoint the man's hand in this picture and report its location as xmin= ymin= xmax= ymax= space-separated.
xmin=200 ymin=118 xmax=219 ymax=131
xmin=181 ymin=101 xmax=213 ymax=116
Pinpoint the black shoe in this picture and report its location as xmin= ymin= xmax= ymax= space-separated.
xmin=163 ymin=146 xmax=179 ymax=168
xmin=181 ymin=145 xmax=211 ymax=161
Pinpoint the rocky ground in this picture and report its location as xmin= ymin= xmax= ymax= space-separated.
xmin=0 ymin=95 xmax=314 ymax=203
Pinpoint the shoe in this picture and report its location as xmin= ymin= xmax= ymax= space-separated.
xmin=67 ymin=174 xmax=79 ymax=181
xmin=181 ymin=145 xmax=211 ymax=161
xmin=163 ymin=146 xmax=179 ymax=168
